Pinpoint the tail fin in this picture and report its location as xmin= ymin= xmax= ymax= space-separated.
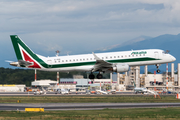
xmin=10 ymin=35 xmax=42 ymax=68
xmin=10 ymin=35 xmax=36 ymax=60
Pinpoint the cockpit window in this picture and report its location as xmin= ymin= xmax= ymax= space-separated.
xmin=162 ymin=51 xmax=168 ymax=54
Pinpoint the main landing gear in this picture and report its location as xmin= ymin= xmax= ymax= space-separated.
xmin=89 ymin=73 xmax=103 ymax=79
xmin=156 ymin=64 xmax=160 ymax=73
xmin=97 ymin=73 xmax=103 ymax=79
xmin=89 ymin=73 xmax=95 ymax=79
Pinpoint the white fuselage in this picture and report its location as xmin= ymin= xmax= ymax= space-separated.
xmin=36 ymin=49 xmax=176 ymax=72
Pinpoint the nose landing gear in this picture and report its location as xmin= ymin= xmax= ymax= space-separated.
xmin=157 ymin=69 xmax=160 ymax=73
xmin=156 ymin=64 xmax=161 ymax=73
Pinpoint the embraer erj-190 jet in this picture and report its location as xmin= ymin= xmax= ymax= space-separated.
xmin=9 ymin=35 xmax=176 ymax=79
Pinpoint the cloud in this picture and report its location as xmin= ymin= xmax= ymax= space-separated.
xmin=1 ymin=0 xmax=180 ymax=59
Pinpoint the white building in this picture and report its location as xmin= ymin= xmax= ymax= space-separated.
xmin=0 ymin=84 xmax=26 ymax=92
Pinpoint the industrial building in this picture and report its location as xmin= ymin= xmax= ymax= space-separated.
xmin=117 ymin=63 xmax=179 ymax=91
xmin=0 ymin=84 xmax=25 ymax=92
xmin=29 ymin=63 xmax=180 ymax=92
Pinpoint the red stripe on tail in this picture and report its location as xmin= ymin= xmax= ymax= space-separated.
xmin=22 ymin=50 xmax=41 ymax=68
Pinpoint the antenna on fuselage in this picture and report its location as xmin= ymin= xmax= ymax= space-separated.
xmin=56 ymin=50 xmax=60 ymax=57
xmin=165 ymin=50 xmax=170 ymax=54
xmin=67 ymin=51 xmax=69 ymax=56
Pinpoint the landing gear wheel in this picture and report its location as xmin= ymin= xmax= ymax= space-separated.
xmin=89 ymin=74 xmax=95 ymax=79
xmin=157 ymin=69 xmax=160 ymax=73
xmin=97 ymin=74 xmax=103 ymax=79
xmin=156 ymin=64 xmax=160 ymax=69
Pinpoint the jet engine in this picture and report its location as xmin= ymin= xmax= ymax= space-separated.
xmin=112 ymin=63 xmax=129 ymax=72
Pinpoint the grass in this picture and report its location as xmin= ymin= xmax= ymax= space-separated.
xmin=0 ymin=107 xmax=180 ymax=119
xmin=0 ymin=95 xmax=180 ymax=119
xmin=0 ymin=95 xmax=179 ymax=103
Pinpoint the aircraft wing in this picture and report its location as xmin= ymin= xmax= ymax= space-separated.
xmin=92 ymin=52 xmax=113 ymax=72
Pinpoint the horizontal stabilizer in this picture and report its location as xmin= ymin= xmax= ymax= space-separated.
xmin=10 ymin=60 xmax=33 ymax=67
xmin=18 ymin=60 xmax=33 ymax=66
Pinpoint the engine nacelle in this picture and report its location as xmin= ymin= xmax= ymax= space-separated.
xmin=113 ymin=63 xmax=129 ymax=72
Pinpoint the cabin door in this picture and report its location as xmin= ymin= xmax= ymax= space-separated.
xmin=47 ymin=60 xmax=52 ymax=68
xmin=154 ymin=51 xmax=159 ymax=59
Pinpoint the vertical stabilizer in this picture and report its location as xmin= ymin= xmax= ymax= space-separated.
xmin=10 ymin=35 xmax=42 ymax=68
xmin=10 ymin=35 xmax=36 ymax=61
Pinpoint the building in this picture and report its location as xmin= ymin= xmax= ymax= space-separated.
xmin=30 ymin=63 xmax=180 ymax=92
xmin=117 ymin=63 xmax=180 ymax=91
xmin=0 ymin=84 xmax=25 ymax=92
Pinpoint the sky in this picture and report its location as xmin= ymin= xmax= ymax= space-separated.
xmin=1 ymin=0 xmax=180 ymax=67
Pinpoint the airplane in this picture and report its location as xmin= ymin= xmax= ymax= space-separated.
xmin=55 ymin=88 xmax=70 ymax=94
xmin=134 ymin=87 xmax=147 ymax=94
xmin=9 ymin=35 xmax=176 ymax=80
xmin=133 ymin=81 xmax=147 ymax=94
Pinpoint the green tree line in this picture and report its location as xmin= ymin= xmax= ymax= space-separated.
xmin=0 ymin=67 xmax=110 ymax=86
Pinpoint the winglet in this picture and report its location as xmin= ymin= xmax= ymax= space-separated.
xmin=92 ymin=52 xmax=101 ymax=61
xmin=92 ymin=52 xmax=113 ymax=72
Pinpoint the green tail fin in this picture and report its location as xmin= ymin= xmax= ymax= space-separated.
xmin=10 ymin=35 xmax=36 ymax=61
xmin=10 ymin=35 xmax=45 ymax=68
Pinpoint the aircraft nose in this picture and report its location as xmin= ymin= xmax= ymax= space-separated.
xmin=171 ymin=56 xmax=176 ymax=62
